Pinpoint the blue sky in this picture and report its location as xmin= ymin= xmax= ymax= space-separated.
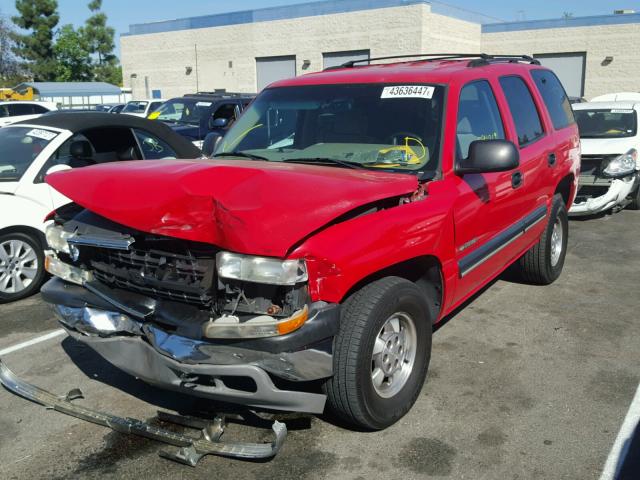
xmin=2 ymin=0 xmax=640 ymax=58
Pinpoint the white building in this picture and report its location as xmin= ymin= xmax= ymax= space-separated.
xmin=120 ymin=0 xmax=640 ymax=100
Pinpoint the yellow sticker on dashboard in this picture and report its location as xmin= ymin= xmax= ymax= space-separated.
xmin=147 ymin=111 xmax=160 ymax=120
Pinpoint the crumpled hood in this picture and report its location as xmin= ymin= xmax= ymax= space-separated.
xmin=580 ymin=137 xmax=636 ymax=156
xmin=46 ymin=159 xmax=418 ymax=257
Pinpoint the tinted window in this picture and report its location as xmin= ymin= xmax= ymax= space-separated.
xmin=213 ymin=103 xmax=237 ymax=123
xmin=134 ymin=129 xmax=177 ymax=159
xmin=149 ymin=102 xmax=163 ymax=113
xmin=531 ymin=70 xmax=574 ymax=129
xmin=7 ymin=104 xmax=35 ymax=116
xmin=31 ymin=104 xmax=50 ymax=114
xmin=456 ymin=80 xmax=505 ymax=160
xmin=0 ymin=127 xmax=58 ymax=182
xmin=574 ymin=109 xmax=637 ymax=138
xmin=499 ymin=76 xmax=544 ymax=146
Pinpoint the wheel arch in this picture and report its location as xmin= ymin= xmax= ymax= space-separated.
xmin=0 ymin=225 xmax=47 ymax=249
xmin=341 ymin=255 xmax=444 ymax=320
xmin=554 ymin=173 xmax=575 ymax=208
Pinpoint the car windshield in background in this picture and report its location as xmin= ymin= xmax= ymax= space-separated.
xmin=0 ymin=127 xmax=58 ymax=182
xmin=152 ymin=98 xmax=211 ymax=125
xmin=575 ymin=109 xmax=638 ymax=138
xmin=215 ymin=83 xmax=445 ymax=174
xmin=122 ymin=101 xmax=148 ymax=113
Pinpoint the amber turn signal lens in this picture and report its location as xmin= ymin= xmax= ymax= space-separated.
xmin=276 ymin=305 xmax=309 ymax=335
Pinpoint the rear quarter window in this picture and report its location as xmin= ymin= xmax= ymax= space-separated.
xmin=499 ymin=76 xmax=544 ymax=147
xmin=531 ymin=70 xmax=575 ymax=130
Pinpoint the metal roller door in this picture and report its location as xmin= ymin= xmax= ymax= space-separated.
xmin=323 ymin=49 xmax=370 ymax=69
xmin=256 ymin=56 xmax=296 ymax=91
xmin=534 ymin=52 xmax=586 ymax=98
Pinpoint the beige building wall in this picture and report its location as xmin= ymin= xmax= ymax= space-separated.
xmin=121 ymin=4 xmax=482 ymax=99
xmin=481 ymin=23 xmax=640 ymax=99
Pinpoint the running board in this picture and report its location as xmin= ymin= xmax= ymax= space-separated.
xmin=0 ymin=359 xmax=287 ymax=466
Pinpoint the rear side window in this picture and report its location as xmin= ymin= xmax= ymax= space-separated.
xmin=456 ymin=80 xmax=505 ymax=160
xmin=531 ymin=70 xmax=575 ymax=130
xmin=499 ymin=76 xmax=544 ymax=146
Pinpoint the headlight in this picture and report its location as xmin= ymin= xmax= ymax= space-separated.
xmin=45 ymin=224 xmax=73 ymax=254
xmin=217 ymin=252 xmax=308 ymax=285
xmin=603 ymin=149 xmax=638 ymax=178
xmin=45 ymin=254 xmax=93 ymax=285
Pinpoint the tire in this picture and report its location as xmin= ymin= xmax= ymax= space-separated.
xmin=0 ymin=232 xmax=46 ymax=304
xmin=517 ymin=194 xmax=568 ymax=285
xmin=324 ymin=276 xmax=432 ymax=430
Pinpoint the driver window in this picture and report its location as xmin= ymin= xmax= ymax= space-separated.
xmin=456 ymin=80 xmax=505 ymax=160
xmin=212 ymin=103 xmax=238 ymax=126
xmin=133 ymin=129 xmax=177 ymax=159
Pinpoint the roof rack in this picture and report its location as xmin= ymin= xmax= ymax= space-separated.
xmin=184 ymin=91 xmax=255 ymax=98
xmin=324 ymin=53 xmax=540 ymax=70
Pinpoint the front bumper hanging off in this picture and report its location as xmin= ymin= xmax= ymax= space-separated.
xmin=0 ymin=360 xmax=287 ymax=466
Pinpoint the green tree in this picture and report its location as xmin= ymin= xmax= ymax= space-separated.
xmin=81 ymin=0 xmax=121 ymax=84
xmin=53 ymin=24 xmax=92 ymax=81
xmin=11 ymin=0 xmax=59 ymax=81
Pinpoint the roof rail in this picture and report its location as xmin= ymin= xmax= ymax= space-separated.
xmin=184 ymin=92 xmax=255 ymax=98
xmin=324 ymin=53 xmax=540 ymax=70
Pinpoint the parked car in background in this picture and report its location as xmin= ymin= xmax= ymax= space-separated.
xmin=94 ymin=103 xmax=125 ymax=114
xmin=0 ymin=101 xmax=57 ymax=127
xmin=0 ymin=113 xmax=200 ymax=303
xmin=40 ymin=54 xmax=578 ymax=430
xmin=571 ymin=101 xmax=640 ymax=215
xmin=149 ymin=92 xmax=254 ymax=149
xmin=569 ymin=96 xmax=587 ymax=104
xmin=121 ymin=99 xmax=165 ymax=118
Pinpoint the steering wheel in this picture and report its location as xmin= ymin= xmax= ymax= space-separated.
xmin=386 ymin=132 xmax=424 ymax=145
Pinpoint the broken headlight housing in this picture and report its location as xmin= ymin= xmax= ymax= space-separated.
xmin=216 ymin=252 xmax=308 ymax=286
xmin=45 ymin=223 xmax=73 ymax=254
xmin=603 ymin=149 xmax=638 ymax=178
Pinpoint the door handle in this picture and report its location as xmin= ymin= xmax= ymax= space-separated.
xmin=511 ymin=171 xmax=523 ymax=189
xmin=548 ymin=152 xmax=557 ymax=166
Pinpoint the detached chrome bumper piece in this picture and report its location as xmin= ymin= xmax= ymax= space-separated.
xmin=53 ymin=303 xmax=330 ymax=414
xmin=569 ymin=176 xmax=636 ymax=216
xmin=0 ymin=360 xmax=286 ymax=466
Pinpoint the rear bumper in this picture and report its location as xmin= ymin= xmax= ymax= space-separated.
xmin=43 ymin=278 xmax=339 ymax=414
xmin=569 ymin=175 xmax=636 ymax=216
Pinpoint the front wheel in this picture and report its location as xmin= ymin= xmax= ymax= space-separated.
xmin=324 ymin=277 xmax=432 ymax=430
xmin=0 ymin=232 xmax=46 ymax=304
xmin=517 ymin=194 xmax=568 ymax=285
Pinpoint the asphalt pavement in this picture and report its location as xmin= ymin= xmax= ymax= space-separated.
xmin=0 ymin=210 xmax=638 ymax=480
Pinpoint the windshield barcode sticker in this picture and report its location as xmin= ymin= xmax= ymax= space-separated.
xmin=610 ymin=109 xmax=634 ymax=114
xmin=26 ymin=129 xmax=57 ymax=141
xmin=381 ymin=86 xmax=434 ymax=99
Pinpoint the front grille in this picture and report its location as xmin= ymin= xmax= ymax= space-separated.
xmin=580 ymin=154 xmax=618 ymax=179
xmin=89 ymin=247 xmax=215 ymax=307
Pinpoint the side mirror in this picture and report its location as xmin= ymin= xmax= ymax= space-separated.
xmin=210 ymin=117 xmax=229 ymax=129
xmin=456 ymin=139 xmax=519 ymax=174
xmin=45 ymin=164 xmax=72 ymax=176
xmin=202 ymin=132 xmax=223 ymax=157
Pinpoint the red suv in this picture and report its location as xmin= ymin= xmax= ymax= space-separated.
xmin=41 ymin=54 xmax=579 ymax=430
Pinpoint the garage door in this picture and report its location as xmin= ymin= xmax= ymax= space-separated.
xmin=534 ymin=53 xmax=586 ymax=98
xmin=256 ymin=56 xmax=296 ymax=91
xmin=323 ymin=50 xmax=370 ymax=69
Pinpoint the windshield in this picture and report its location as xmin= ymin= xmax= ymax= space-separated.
xmin=0 ymin=127 xmax=58 ymax=182
xmin=575 ymin=109 xmax=638 ymax=138
xmin=152 ymin=98 xmax=211 ymax=125
xmin=215 ymin=84 xmax=445 ymax=174
xmin=122 ymin=101 xmax=148 ymax=114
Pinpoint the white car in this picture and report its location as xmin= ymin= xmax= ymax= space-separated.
xmin=571 ymin=101 xmax=640 ymax=215
xmin=0 ymin=101 xmax=57 ymax=127
xmin=0 ymin=112 xmax=200 ymax=303
xmin=121 ymin=99 xmax=166 ymax=118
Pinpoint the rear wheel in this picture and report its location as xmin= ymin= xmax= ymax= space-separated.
xmin=324 ymin=277 xmax=432 ymax=430
xmin=0 ymin=232 xmax=45 ymax=303
xmin=517 ymin=194 xmax=568 ymax=285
